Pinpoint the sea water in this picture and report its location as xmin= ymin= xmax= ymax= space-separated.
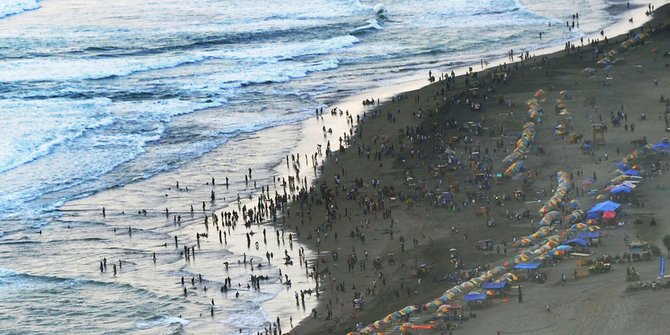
xmin=0 ymin=0 xmax=658 ymax=333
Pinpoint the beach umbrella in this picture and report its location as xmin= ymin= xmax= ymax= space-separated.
xmin=582 ymin=178 xmax=594 ymax=186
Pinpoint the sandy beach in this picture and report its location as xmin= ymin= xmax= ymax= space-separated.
xmin=285 ymin=4 xmax=670 ymax=335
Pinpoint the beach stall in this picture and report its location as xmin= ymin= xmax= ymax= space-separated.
xmin=481 ymin=281 xmax=510 ymax=297
xmin=586 ymin=200 xmax=621 ymax=222
xmin=563 ymin=238 xmax=590 ymax=252
xmin=514 ymin=262 xmax=544 ymax=282
xmin=462 ymin=292 xmax=491 ymax=308
xmin=577 ymin=230 xmax=601 ymax=245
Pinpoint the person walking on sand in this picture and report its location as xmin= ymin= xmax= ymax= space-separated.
xmin=546 ymin=304 xmax=551 ymax=313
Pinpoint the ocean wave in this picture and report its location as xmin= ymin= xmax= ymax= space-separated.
xmin=0 ymin=98 xmax=114 ymax=173
xmin=0 ymin=35 xmax=358 ymax=82
xmin=0 ymin=0 xmax=41 ymax=19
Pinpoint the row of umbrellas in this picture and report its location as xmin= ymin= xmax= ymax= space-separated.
xmin=349 ymin=95 xmax=578 ymax=335
xmin=539 ymin=171 xmax=572 ymax=215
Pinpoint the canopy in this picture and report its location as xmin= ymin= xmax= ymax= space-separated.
xmin=652 ymin=139 xmax=670 ymax=153
xmin=514 ymin=262 xmax=541 ymax=270
xmin=482 ymin=281 xmax=509 ymax=290
xmin=610 ymin=184 xmax=632 ymax=194
xmin=602 ymin=211 xmax=616 ymax=220
xmin=588 ymin=200 xmax=620 ymax=214
xmin=463 ymin=292 xmax=488 ymax=302
xmin=578 ymin=231 xmax=601 ymax=239
xmin=556 ymin=245 xmax=573 ymax=251
xmin=564 ymin=238 xmax=589 ymax=247
xmin=615 ymin=162 xmax=629 ymax=170
xmin=624 ymin=169 xmax=640 ymax=176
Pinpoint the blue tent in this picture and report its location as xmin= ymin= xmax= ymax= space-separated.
xmin=624 ymin=169 xmax=640 ymax=176
xmin=578 ymin=231 xmax=601 ymax=239
xmin=463 ymin=292 xmax=488 ymax=302
xmin=586 ymin=212 xmax=600 ymax=220
xmin=564 ymin=238 xmax=590 ymax=247
xmin=652 ymin=140 xmax=670 ymax=153
xmin=482 ymin=282 xmax=509 ymax=290
xmin=615 ymin=162 xmax=629 ymax=170
xmin=514 ymin=262 xmax=541 ymax=270
xmin=610 ymin=185 xmax=632 ymax=194
xmin=587 ymin=200 xmax=621 ymax=214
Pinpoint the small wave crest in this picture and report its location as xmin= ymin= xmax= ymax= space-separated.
xmin=136 ymin=316 xmax=190 ymax=330
xmin=353 ymin=18 xmax=383 ymax=33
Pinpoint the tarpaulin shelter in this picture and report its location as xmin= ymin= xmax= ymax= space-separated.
xmin=481 ymin=282 xmax=509 ymax=290
xmin=514 ymin=262 xmax=541 ymax=270
xmin=587 ymin=200 xmax=620 ymax=214
xmin=652 ymin=139 xmax=670 ymax=153
xmin=624 ymin=169 xmax=640 ymax=176
xmin=564 ymin=238 xmax=589 ymax=247
xmin=578 ymin=231 xmax=601 ymax=239
xmin=610 ymin=184 xmax=632 ymax=194
xmin=463 ymin=292 xmax=488 ymax=302
xmin=556 ymin=245 xmax=573 ymax=253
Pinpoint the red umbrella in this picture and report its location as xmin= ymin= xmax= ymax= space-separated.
xmin=602 ymin=211 xmax=616 ymax=220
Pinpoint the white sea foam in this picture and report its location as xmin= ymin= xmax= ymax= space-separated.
xmin=135 ymin=316 xmax=190 ymax=330
xmin=0 ymin=0 xmax=40 ymax=19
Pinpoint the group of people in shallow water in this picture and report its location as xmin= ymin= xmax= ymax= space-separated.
xmin=94 ymin=105 xmax=358 ymax=332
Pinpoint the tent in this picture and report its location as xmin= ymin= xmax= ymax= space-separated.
xmin=588 ymin=200 xmax=620 ymax=214
xmin=514 ymin=262 xmax=541 ymax=270
xmin=602 ymin=211 xmax=616 ymax=220
xmin=652 ymin=139 xmax=670 ymax=153
xmin=482 ymin=282 xmax=509 ymax=290
xmin=463 ymin=292 xmax=488 ymax=302
xmin=615 ymin=162 xmax=629 ymax=170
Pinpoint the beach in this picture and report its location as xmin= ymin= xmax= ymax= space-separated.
xmin=289 ymin=4 xmax=670 ymax=335
xmin=2 ymin=1 xmax=670 ymax=335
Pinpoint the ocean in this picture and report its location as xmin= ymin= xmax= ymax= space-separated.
xmin=0 ymin=0 xmax=658 ymax=333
